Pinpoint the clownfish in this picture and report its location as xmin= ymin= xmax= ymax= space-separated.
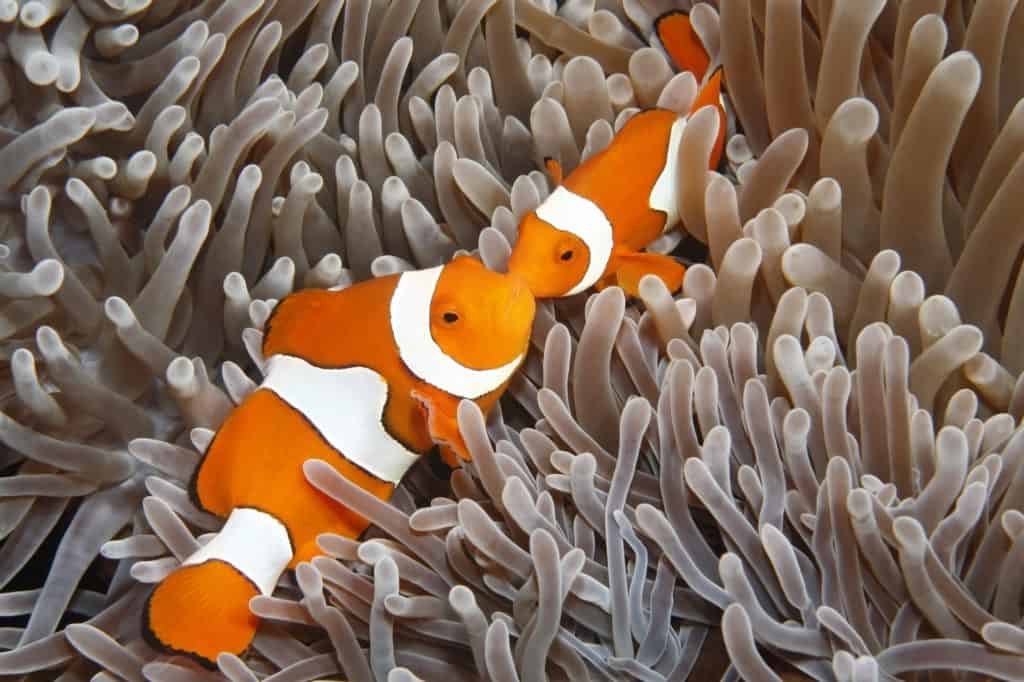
xmin=142 ymin=256 xmax=535 ymax=666
xmin=507 ymin=11 xmax=726 ymax=299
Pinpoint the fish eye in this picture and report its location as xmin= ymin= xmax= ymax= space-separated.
xmin=560 ymin=249 xmax=574 ymax=262
xmin=443 ymin=312 xmax=459 ymax=324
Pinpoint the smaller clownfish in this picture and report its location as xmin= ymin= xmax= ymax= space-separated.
xmin=142 ymin=256 xmax=535 ymax=666
xmin=507 ymin=10 xmax=726 ymax=299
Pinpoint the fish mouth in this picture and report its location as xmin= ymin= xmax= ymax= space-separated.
xmin=500 ymin=271 xmax=536 ymax=332
xmin=507 ymin=252 xmax=563 ymax=299
xmin=506 ymin=270 xmax=529 ymax=300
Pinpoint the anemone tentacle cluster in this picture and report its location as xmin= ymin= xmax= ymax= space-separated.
xmin=1 ymin=0 xmax=1024 ymax=680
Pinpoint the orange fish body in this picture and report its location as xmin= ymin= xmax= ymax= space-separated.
xmin=143 ymin=257 xmax=535 ymax=666
xmin=507 ymin=14 xmax=726 ymax=299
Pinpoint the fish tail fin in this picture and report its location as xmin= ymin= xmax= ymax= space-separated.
xmin=262 ymin=288 xmax=329 ymax=356
xmin=691 ymin=63 xmax=725 ymax=112
xmin=143 ymin=560 xmax=261 ymax=667
xmin=653 ymin=10 xmax=711 ymax=82
xmin=690 ymin=65 xmax=728 ymax=169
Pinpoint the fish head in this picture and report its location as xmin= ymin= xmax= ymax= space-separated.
xmin=506 ymin=211 xmax=593 ymax=298
xmin=429 ymin=256 xmax=536 ymax=370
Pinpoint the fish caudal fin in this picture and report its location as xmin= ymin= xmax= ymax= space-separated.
xmin=654 ymin=11 xmax=711 ymax=82
xmin=144 ymin=507 xmax=293 ymax=666
xmin=144 ymin=560 xmax=261 ymax=667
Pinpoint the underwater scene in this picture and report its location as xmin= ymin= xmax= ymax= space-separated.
xmin=0 ymin=0 xmax=1023 ymax=680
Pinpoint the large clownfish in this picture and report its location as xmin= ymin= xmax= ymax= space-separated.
xmin=142 ymin=256 xmax=535 ymax=666
xmin=507 ymin=11 xmax=726 ymax=299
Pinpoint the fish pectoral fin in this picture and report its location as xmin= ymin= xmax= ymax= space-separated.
xmin=431 ymin=416 xmax=470 ymax=463
xmin=411 ymin=388 xmax=471 ymax=462
xmin=613 ymin=252 xmax=687 ymax=297
xmin=543 ymin=157 xmax=564 ymax=186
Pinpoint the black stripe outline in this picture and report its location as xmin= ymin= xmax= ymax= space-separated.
xmin=187 ymin=358 xmax=430 ymax=519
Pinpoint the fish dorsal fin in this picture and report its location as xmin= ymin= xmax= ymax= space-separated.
xmin=690 ymin=64 xmax=725 ymax=116
xmin=653 ymin=10 xmax=711 ymax=82
xmin=689 ymin=64 xmax=728 ymax=169
xmin=260 ymin=357 xmax=420 ymax=484
xmin=647 ymin=115 xmax=688 ymax=231
xmin=543 ymin=156 xmax=564 ymax=186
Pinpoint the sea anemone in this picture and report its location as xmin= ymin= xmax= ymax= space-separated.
xmin=1 ymin=0 xmax=1024 ymax=679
